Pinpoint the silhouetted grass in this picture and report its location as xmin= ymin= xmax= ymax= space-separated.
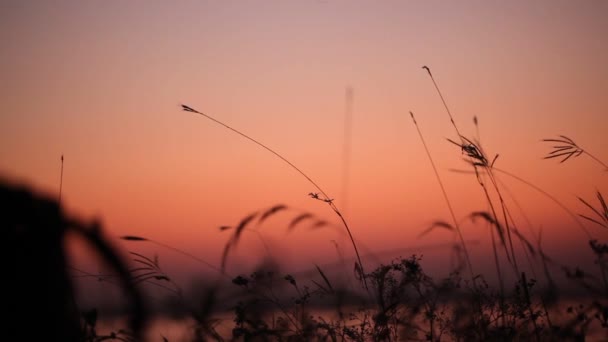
xmin=408 ymin=110 xmax=478 ymax=287
xmin=82 ymin=86 xmax=606 ymax=340
xmin=181 ymin=104 xmax=369 ymax=291
xmin=9 ymin=67 xmax=607 ymax=341
xmin=543 ymin=135 xmax=608 ymax=171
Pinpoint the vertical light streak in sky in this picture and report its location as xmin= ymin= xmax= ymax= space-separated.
xmin=341 ymin=86 xmax=353 ymax=214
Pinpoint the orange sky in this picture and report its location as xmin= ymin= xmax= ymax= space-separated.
xmin=1 ymin=1 xmax=607 ymax=283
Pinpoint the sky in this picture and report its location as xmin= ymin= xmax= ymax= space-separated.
xmin=1 ymin=1 xmax=607 ymax=285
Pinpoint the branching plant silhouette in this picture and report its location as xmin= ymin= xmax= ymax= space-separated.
xmin=543 ymin=135 xmax=608 ymax=171
xmin=414 ymin=66 xmax=608 ymax=338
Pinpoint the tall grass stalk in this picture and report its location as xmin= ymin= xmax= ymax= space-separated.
xmin=423 ymin=66 xmax=520 ymax=275
xmin=493 ymin=168 xmax=593 ymax=238
xmin=408 ymin=111 xmax=475 ymax=282
xmin=411 ymin=105 xmax=506 ymax=329
xmin=472 ymin=118 xmax=521 ymax=275
xmin=180 ymin=104 xmax=368 ymax=291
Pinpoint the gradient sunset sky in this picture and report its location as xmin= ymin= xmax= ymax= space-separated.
xmin=1 ymin=1 xmax=607 ymax=280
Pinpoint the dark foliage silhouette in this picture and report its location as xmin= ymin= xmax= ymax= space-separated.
xmin=1 ymin=179 xmax=147 ymax=341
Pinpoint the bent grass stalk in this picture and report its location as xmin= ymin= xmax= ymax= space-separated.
xmin=410 ymin=110 xmax=505 ymax=327
xmin=180 ymin=104 xmax=368 ymax=291
xmin=422 ymin=66 xmax=525 ymax=329
xmin=408 ymin=111 xmax=476 ymax=282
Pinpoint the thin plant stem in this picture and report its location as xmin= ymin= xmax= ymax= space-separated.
xmin=521 ymin=271 xmax=541 ymax=342
xmin=424 ymin=66 xmax=520 ymax=273
xmin=496 ymin=180 xmax=540 ymax=278
xmin=482 ymin=157 xmax=520 ymax=274
xmin=449 ymin=166 xmax=592 ymax=238
xmin=474 ymin=120 xmax=520 ymax=274
xmin=585 ymin=151 xmax=608 ymax=171
xmin=423 ymin=66 xmax=521 ymax=328
xmin=409 ymin=111 xmax=476 ymax=281
xmin=180 ymin=104 xmax=368 ymax=291
xmin=492 ymin=168 xmax=592 ymax=238
xmin=478 ymin=169 xmax=519 ymax=274
xmin=247 ymin=228 xmax=273 ymax=260
xmin=422 ymin=66 xmax=463 ymax=139
xmin=483 ymin=198 xmax=506 ymax=326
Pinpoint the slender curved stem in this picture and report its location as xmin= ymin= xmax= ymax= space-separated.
xmin=181 ymin=104 xmax=368 ymax=291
